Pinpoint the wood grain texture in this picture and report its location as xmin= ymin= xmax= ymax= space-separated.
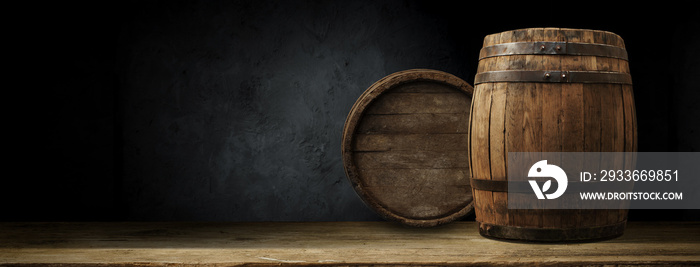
xmin=470 ymin=28 xmax=637 ymax=241
xmin=342 ymin=69 xmax=474 ymax=227
xmin=1 ymin=222 xmax=698 ymax=266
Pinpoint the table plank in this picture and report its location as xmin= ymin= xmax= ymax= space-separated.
xmin=1 ymin=222 xmax=699 ymax=266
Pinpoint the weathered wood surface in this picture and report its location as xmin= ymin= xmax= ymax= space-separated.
xmin=342 ymin=69 xmax=474 ymax=227
xmin=1 ymin=221 xmax=698 ymax=266
xmin=469 ymin=28 xmax=637 ymax=241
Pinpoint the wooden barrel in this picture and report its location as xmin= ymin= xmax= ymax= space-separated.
xmin=342 ymin=69 xmax=474 ymax=227
xmin=468 ymin=28 xmax=637 ymax=241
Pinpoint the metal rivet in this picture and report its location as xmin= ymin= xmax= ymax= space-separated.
xmin=556 ymin=45 xmax=562 ymax=51
xmin=540 ymin=45 xmax=546 ymax=51
xmin=544 ymin=73 xmax=551 ymax=79
xmin=561 ymin=73 xmax=567 ymax=79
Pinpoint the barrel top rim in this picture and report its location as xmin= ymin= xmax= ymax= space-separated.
xmin=484 ymin=27 xmax=624 ymax=41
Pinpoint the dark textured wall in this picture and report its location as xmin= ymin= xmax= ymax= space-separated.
xmin=4 ymin=1 xmax=699 ymax=221
xmin=116 ymin=1 xmax=473 ymax=221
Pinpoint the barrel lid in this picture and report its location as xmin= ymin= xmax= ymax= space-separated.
xmin=342 ymin=69 xmax=474 ymax=227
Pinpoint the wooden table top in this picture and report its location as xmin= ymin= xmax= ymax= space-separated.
xmin=1 ymin=221 xmax=699 ymax=266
